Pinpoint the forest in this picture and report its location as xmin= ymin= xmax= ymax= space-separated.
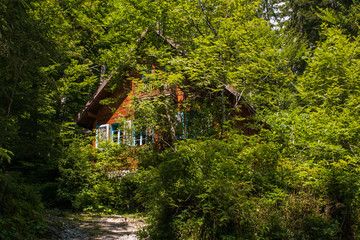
xmin=1 ymin=0 xmax=360 ymax=239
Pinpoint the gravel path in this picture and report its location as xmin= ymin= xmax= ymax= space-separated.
xmin=43 ymin=213 xmax=146 ymax=240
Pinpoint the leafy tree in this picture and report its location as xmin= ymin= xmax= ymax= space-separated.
xmin=0 ymin=173 xmax=46 ymax=240
xmin=0 ymin=0 xmax=121 ymax=186
xmin=262 ymin=0 xmax=359 ymax=46
xmin=124 ymin=0 xmax=299 ymax=153
xmin=294 ymin=26 xmax=360 ymax=238
xmin=2 ymin=0 xmax=360 ymax=239
xmin=298 ymin=26 xmax=360 ymax=112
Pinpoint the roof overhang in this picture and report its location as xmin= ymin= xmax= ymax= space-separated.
xmin=76 ymin=69 xmax=117 ymax=129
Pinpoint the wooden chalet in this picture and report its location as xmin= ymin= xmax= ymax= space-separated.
xmin=76 ymin=78 xmax=257 ymax=148
xmin=76 ymin=30 xmax=258 ymax=148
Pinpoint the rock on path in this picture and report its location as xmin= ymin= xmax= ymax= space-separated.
xmin=43 ymin=214 xmax=146 ymax=240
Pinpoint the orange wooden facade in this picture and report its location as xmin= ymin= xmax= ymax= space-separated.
xmin=77 ymin=72 xmax=257 ymax=148
xmin=77 ymin=72 xmax=185 ymax=147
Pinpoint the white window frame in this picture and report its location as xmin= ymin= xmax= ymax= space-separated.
xmin=95 ymin=124 xmax=109 ymax=148
xmin=134 ymin=127 xmax=147 ymax=146
xmin=111 ymin=123 xmax=123 ymax=144
xmin=100 ymin=121 xmax=153 ymax=147
xmin=142 ymin=74 xmax=152 ymax=92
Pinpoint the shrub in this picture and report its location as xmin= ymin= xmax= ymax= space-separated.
xmin=0 ymin=173 xmax=46 ymax=240
xmin=137 ymin=133 xmax=342 ymax=240
xmin=58 ymin=138 xmax=142 ymax=213
xmin=137 ymin=136 xmax=258 ymax=239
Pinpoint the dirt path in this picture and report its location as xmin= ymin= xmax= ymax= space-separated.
xmin=43 ymin=213 xmax=146 ymax=240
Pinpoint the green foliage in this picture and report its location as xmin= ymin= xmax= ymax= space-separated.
xmin=137 ymin=136 xmax=251 ymax=239
xmin=272 ymin=0 xmax=360 ymax=45
xmin=136 ymin=132 xmax=341 ymax=239
xmin=1 ymin=0 xmax=360 ymax=239
xmin=148 ymin=0 xmax=296 ymax=112
xmin=0 ymin=173 xmax=46 ymax=240
xmin=58 ymin=137 xmax=142 ymax=213
xmin=298 ymin=26 xmax=360 ymax=111
xmin=295 ymin=30 xmax=360 ymax=237
xmin=264 ymin=105 xmax=360 ymax=239
xmin=0 ymin=147 xmax=13 ymax=166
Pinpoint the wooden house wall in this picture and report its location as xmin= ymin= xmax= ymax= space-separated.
xmin=233 ymin=105 xmax=258 ymax=136
xmin=89 ymin=75 xmax=257 ymax=147
xmin=93 ymin=77 xmax=184 ymax=139
xmin=93 ymin=80 xmax=133 ymax=141
xmin=226 ymin=92 xmax=259 ymax=136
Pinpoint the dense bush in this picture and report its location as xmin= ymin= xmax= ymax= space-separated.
xmin=0 ymin=173 xmax=46 ymax=240
xmin=57 ymin=138 xmax=143 ymax=213
xmin=136 ymin=131 xmax=353 ymax=240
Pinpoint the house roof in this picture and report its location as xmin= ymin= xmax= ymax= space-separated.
xmin=77 ymin=82 xmax=256 ymax=129
xmin=224 ymin=84 xmax=257 ymax=115
xmin=77 ymin=64 xmax=121 ymax=129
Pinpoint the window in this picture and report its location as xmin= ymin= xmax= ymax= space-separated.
xmin=186 ymin=110 xmax=201 ymax=139
xmin=133 ymin=122 xmax=153 ymax=146
xmin=134 ymin=131 xmax=143 ymax=146
xmin=146 ymin=128 xmax=154 ymax=143
xmin=111 ymin=123 xmax=123 ymax=144
xmin=174 ymin=111 xmax=211 ymax=140
xmin=175 ymin=112 xmax=185 ymax=139
xmin=103 ymin=121 xmax=153 ymax=147
xmin=134 ymin=127 xmax=147 ymax=146
xmin=110 ymin=121 xmax=133 ymax=146
xmin=142 ymin=74 xmax=152 ymax=91
xmin=95 ymin=124 xmax=109 ymax=148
